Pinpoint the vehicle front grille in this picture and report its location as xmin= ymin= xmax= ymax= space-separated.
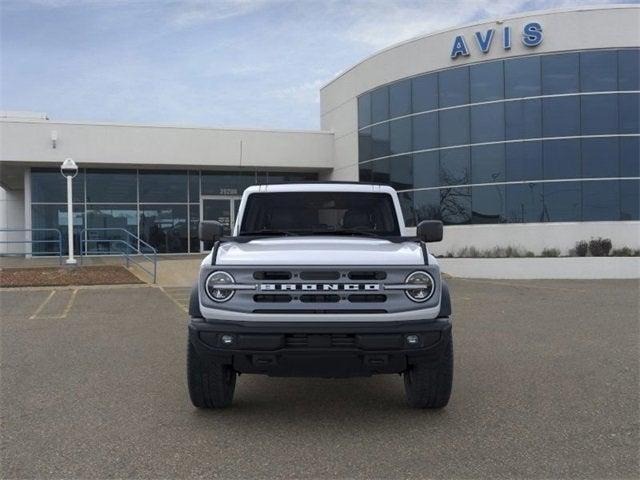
xmin=284 ymin=334 xmax=356 ymax=348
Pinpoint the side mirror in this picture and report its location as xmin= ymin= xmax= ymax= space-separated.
xmin=417 ymin=220 xmax=443 ymax=242
xmin=199 ymin=221 xmax=225 ymax=243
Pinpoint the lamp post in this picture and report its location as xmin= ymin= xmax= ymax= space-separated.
xmin=60 ymin=158 xmax=78 ymax=265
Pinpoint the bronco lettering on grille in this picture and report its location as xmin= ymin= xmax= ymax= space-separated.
xmin=260 ymin=284 xmax=380 ymax=291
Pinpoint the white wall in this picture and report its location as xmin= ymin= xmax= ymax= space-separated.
xmin=421 ymin=221 xmax=640 ymax=256
xmin=0 ymin=120 xmax=334 ymax=171
xmin=0 ymin=186 xmax=25 ymax=254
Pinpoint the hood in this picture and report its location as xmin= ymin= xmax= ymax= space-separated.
xmin=207 ymin=237 xmax=426 ymax=266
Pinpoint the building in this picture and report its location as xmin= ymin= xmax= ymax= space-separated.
xmin=1 ymin=5 xmax=638 ymax=256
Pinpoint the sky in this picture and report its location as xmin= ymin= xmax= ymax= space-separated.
xmin=1 ymin=0 xmax=635 ymax=130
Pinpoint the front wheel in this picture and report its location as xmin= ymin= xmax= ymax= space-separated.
xmin=403 ymin=338 xmax=453 ymax=409
xmin=187 ymin=341 xmax=236 ymax=408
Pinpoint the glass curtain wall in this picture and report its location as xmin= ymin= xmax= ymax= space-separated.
xmin=31 ymin=168 xmax=317 ymax=255
xmin=358 ymin=48 xmax=640 ymax=226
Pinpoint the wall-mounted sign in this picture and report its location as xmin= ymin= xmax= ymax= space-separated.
xmin=450 ymin=22 xmax=543 ymax=59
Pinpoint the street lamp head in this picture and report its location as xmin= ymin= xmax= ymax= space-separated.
xmin=60 ymin=158 xmax=78 ymax=178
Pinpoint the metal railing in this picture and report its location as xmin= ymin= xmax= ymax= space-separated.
xmin=0 ymin=228 xmax=64 ymax=264
xmin=79 ymin=228 xmax=158 ymax=283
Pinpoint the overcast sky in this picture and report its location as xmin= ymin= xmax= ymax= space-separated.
xmin=1 ymin=0 xmax=634 ymax=129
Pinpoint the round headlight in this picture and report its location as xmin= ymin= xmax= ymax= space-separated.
xmin=205 ymin=271 xmax=235 ymax=302
xmin=405 ymin=271 xmax=435 ymax=302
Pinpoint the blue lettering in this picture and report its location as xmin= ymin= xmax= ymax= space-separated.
xmin=474 ymin=29 xmax=495 ymax=53
xmin=450 ymin=35 xmax=470 ymax=59
xmin=503 ymin=26 xmax=511 ymax=50
xmin=522 ymin=22 xmax=543 ymax=47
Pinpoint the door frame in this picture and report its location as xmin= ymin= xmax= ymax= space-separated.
xmin=199 ymin=195 xmax=241 ymax=252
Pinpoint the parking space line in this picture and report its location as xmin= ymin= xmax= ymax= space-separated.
xmin=29 ymin=290 xmax=56 ymax=319
xmin=57 ymin=289 xmax=78 ymax=319
xmin=159 ymin=286 xmax=188 ymax=314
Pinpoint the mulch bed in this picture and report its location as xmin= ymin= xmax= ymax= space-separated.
xmin=0 ymin=266 xmax=143 ymax=288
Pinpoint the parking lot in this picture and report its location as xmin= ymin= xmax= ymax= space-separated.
xmin=1 ymin=278 xmax=638 ymax=479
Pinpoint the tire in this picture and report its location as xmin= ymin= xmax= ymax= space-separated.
xmin=189 ymin=284 xmax=203 ymax=318
xmin=187 ymin=341 xmax=236 ymax=408
xmin=403 ymin=337 xmax=453 ymax=409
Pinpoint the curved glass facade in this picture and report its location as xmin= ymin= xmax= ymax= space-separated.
xmin=357 ymin=49 xmax=640 ymax=226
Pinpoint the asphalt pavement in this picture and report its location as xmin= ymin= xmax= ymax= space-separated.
xmin=1 ymin=279 xmax=638 ymax=479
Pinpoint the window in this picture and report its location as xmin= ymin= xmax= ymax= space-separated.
xmin=439 ymin=67 xmax=469 ymax=108
xmin=542 ymin=53 xmax=579 ymax=94
xmin=543 ymin=182 xmax=581 ymax=222
xmin=389 ymin=117 xmax=411 ymax=155
xmin=389 ymin=155 xmax=413 ymax=191
xmin=371 ymin=158 xmax=390 ymax=184
xmin=621 ymin=137 xmax=640 ymax=178
xmin=543 ymin=139 xmax=580 ymax=180
xmin=470 ymin=103 xmax=505 ymax=143
xmin=202 ymin=171 xmax=255 ymax=196
xmin=389 ymin=79 xmax=411 ymax=118
xmin=582 ymin=138 xmax=619 ymax=178
xmin=358 ymin=93 xmax=371 ymax=128
xmin=472 ymin=185 xmax=505 ymax=224
xmin=581 ymin=94 xmax=618 ymax=135
xmin=371 ymin=123 xmax=390 ymax=158
xmin=505 ymin=99 xmax=541 ymax=140
xmin=359 ymin=163 xmax=373 ymax=183
xmin=412 ymin=74 xmax=438 ymax=113
xmin=413 ymin=152 xmax=440 ymax=189
xmin=505 ymin=56 xmax=541 ymax=98
xmin=620 ymin=179 xmax=640 ymax=220
xmin=398 ymin=191 xmax=416 ymax=227
xmin=472 ymin=144 xmax=505 ymax=184
xmin=440 ymin=148 xmax=470 ymax=186
xmin=86 ymin=205 xmax=138 ymax=254
xmin=188 ymin=171 xmax=200 ymax=202
xmin=371 ymin=86 xmax=389 ymax=123
xmin=618 ymin=49 xmax=640 ymax=91
xmin=582 ymin=180 xmax=620 ymax=221
xmin=580 ymin=51 xmax=617 ymax=92
xmin=470 ymin=61 xmax=504 ymax=102
xmin=31 ymin=204 xmax=84 ymax=255
xmin=32 ymin=168 xmax=85 ymax=203
xmin=139 ymin=206 xmax=188 ymax=253
xmin=440 ymin=187 xmax=471 ymax=225
xmin=619 ymin=93 xmax=640 ymax=134
xmin=86 ymin=169 xmax=135 ymax=203
xmin=359 ymin=128 xmax=373 ymax=162
xmin=506 ymin=142 xmax=543 ymax=182
xmin=439 ymin=108 xmax=469 ymax=147
xmin=412 ymin=112 xmax=438 ymax=151
xmin=506 ymin=183 xmax=543 ymax=223
xmin=140 ymin=170 xmax=188 ymax=203
xmin=542 ymin=96 xmax=580 ymax=137
xmin=189 ymin=205 xmax=200 ymax=252
xmin=414 ymin=189 xmax=441 ymax=222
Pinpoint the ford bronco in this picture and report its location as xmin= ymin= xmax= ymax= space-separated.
xmin=188 ymin=183 xmax=453 ymax=408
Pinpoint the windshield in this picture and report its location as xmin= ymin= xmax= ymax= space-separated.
xmin=239 ymin=192 xmax=401 ymax=237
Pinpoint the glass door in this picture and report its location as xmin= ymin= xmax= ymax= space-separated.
xmin=200 ymin=196 xmax=241 ymax=251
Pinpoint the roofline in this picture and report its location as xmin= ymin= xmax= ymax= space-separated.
xmin=320 ymin=4 xmax=638 ymax=91
xmin=0 ymin=117 xmax=333 ymax=136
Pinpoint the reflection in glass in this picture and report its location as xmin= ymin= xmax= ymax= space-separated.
xmin=440 ymin=187 xmax=471 ymax=225
xmin=583 ymin=180 xmax=620 ymax=221
xmin=189 ymin=171 xmax=200 ymax=203
xmin=371 ymin=87 xmax=389 ymax=123
xmin=470 ymin=103 xmax=504 ymax=143
xmin=371 ymin=158 xmax=390 ymax=184
xmin=506 ymin=142 xmax=543 ymax=182
xmin=440 ymin=148 xmax=469 ymax=186
xmin=86 ymin=204 xmax=137 ymax=254
xmin=371 ymin=123 xmax=390 ymax=158
xmin=582 ymin=138 xmax=619 ymax=178
xmin=619 ymin=93 xmax=640 ymax=134
xmin=581 ymin=94 xmax=619 ymax=135
xmin=412 ymin=112 xmax=438 ymax=151
xmin=439 ymin=108 xmax=469 ymax=147
xmin=86 ymin=169 xmax=135 ymax=203
xmin=543 ymin=139 xmax=580 ymax=180
xmin=139 ymin=206 xmax=188 ymax=253
xmin=543 ymin=182 xmax=581 ymax=222
xmin=31 ymin=204 xmax=84 ymax=255
xmin=390 ymin=118 xmax=412 ymax=155
xmin=618 ymin=49 xmax=640 ymax=91
xmin=140 ymin=170 xmax=188 ymax=203
xmin=397 ymin=191 xmax=416 ymax=227
xmin=505 ymin=99 xmax=541 ymax=140
xmin=471 ymin=144 xmax=505 ymax=183
xmin=542 ymin=96 xmax=580 ymax=137
xmin=542 ymin=53 xmax=579 ymax=94
xmin=32 ymin=168 xmax=85 ymax=203
xmin=412 ymin=74 xmax=438 ymax=113
xmin=620 ymin=137 xmax=640 ymax=177
xmin=506 ymin=183 xmax=543 ymax=223
xmin=413 ymin=151 xmax=440 ymax=189
xmin=470 ymin=61 xmax=504 ymax=102
xmin=358 ymin=93 xmax=371 ymax=128
xmin=359 ymin=128 xmax=373 ymax=162
xmin=359 ymin=163 xmax=373 ymax=183
xmin=505 ymin=56 xmax=540 ymax=98
xmin=620 ymin=179 xmax=640 ymax=220
xmin=389 ymin=155 xmax=413 ymax=191
xmin=413 ymin=189 xmax=441 ymax=223
xmin=390 ymin=79 xmax=411 ymax=117
xmin=439 ymin=67 xmax=469 ymax=108
xmin=472 ymin=185 xmax=505 ymax=224
xmin=189 ymin=205 xmax=200 ymax=252
xmin=580 ymin=51 xmax=617 ymax=92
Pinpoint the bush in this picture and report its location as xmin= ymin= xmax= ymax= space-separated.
xmin=574 ymin=240 xmax=589 ymax=257
xmin=610 ymin=247 xmax=640 ymax=257
xmin=541 ymin=248 xmax=561 ymax=257
xmin=588 ymin=237 xmax=612 ymax=257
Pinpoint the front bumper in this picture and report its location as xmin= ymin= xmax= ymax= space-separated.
xmin=189 ymin=317 xmax=452 ymax=378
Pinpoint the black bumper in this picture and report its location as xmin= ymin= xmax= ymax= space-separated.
xmin=188 ymin=317 xmax=452 ymax=378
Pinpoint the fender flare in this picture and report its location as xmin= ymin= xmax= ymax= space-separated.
xmin=439 ymin=280 xmax=452 ymax=317
xmin=189 ymin=283 xmax=203 ymax=318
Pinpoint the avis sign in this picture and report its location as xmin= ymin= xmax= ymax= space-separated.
xmin=450 ymin=22 xmax=543 ymax=59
